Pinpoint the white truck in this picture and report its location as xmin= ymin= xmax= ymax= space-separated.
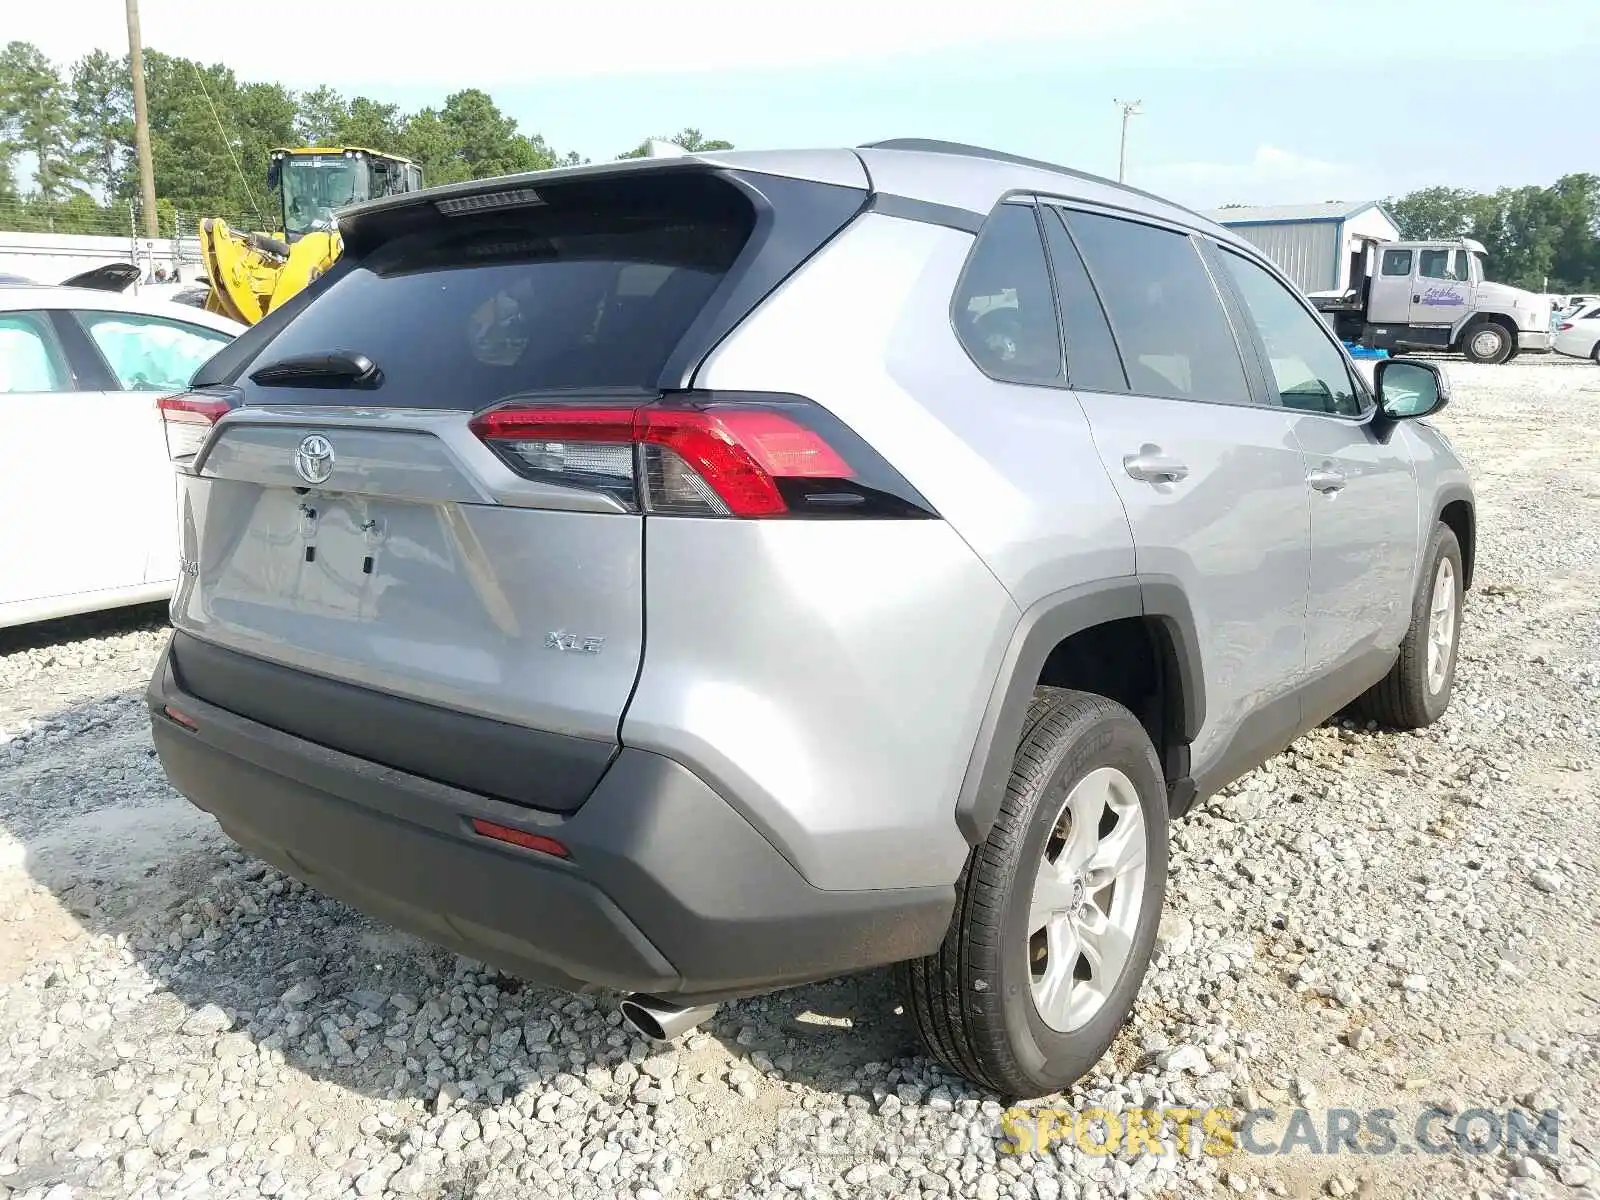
xmin=1309 ymin=238 xmax=1553 ymax=364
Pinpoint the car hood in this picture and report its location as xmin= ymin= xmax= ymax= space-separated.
xmin=1479 ymin=280 xmax=1549 ymax=312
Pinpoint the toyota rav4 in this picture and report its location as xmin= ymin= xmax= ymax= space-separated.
xmin=148 ymin=140 xmax=1474 ymax=1098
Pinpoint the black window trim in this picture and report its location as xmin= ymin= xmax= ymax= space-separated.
xmin=1202 ymin=239 xmax=1376 ymax=424
xmin=946 ymin=196 xmax=1070 ymax=390
xmin=1033 ymin=203 xmax=1130 ymax=395
xmin=1035 ymin=196 xmax=1275 ymax=411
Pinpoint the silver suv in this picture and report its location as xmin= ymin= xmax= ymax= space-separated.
xmin=148 ymin=140 xmax=1474 ymax=1098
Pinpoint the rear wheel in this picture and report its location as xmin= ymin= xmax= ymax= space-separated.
xmin=1352 ymin=523 xmax=1463 ymax=729
xmin=1590 ymin=340 xmax=1600 ymax=365
xmin=1460 ymin=320 xmax=1513 ymax=364
xmin=900 ymin=689 xmax=1168 ymax=1098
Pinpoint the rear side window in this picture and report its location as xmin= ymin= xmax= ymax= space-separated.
xmin=0 ymin=311 xmax=70 ymax=394
xmin=1040 ymin=207 xmax=1127 ymax=393
xmin=952 ymin=203 xmax=1063 ymax=386
xmin=243 ymin=173 xmax=759 ymax=406
xmin=1063 ymin=211 xmax=1250 ymax=403
xmin=1381 ymin=249 xmax=1413 ymax=276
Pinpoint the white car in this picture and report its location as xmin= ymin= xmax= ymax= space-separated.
xmin=0 ymin=284 xmax=242 ymax=628
xmin=1554 ymin=302 xmax=1600 ymax=363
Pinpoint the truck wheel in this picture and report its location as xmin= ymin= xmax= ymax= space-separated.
xmin=1461 ymin=321 xmax=1513 ymax=364
xmin=1351 ymin=523 xmax=1463 ymax=729
xmin=900 ymin=689 xmax=1168 ymax=1098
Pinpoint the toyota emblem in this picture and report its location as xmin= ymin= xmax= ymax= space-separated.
xmin=294 ymin=434 xmax=335 ymax=485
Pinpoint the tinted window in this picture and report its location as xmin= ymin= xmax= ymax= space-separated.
xmin=74 ymin=311 xmax=233 ymax=392
xmin=1381 ymin=249 xmax=1413 ymax=276
xmin=1041 ymin=207 xmax=1127 ymax=392
xmin=0 ymin=311 xmax=70 ymax=393
xmin=247 ymin=176 xmax=756 ymax=406
xmin=1454 ymin=249 xmax=1472 ymax=280
xmin=953 ymin=203 xmax=1062 ymax=385
xmin=1418 ymin=249 xmax=1463 ymax=280
xmin=1063 ymin=211 xmax=1250 ymax=402
xmin=1218 ymin=250 xmax=1362 ymax=417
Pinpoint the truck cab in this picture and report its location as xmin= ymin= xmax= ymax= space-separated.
xmin=1313 ymin=237 xmax=1553 ymax=363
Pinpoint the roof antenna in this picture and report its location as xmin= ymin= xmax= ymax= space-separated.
xmin=644 ymin=139 xmax=691 ymax=158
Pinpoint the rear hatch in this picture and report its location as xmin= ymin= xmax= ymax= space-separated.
xmin=163 ymin=160 xmax=869 ymax=812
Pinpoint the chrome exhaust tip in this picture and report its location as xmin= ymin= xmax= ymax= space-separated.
xmin=619 ymin=994 xmax=718 ymax=1042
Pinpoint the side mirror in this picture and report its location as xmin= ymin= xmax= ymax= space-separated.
xmin=266 ymin=160 xmax=281 ymax=190
xmin=1375 ymin=358 xmax=1449 ymax=421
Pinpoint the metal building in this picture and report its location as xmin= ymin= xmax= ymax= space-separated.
xmin=1202 ymin=201 xmax=1402 ymax=294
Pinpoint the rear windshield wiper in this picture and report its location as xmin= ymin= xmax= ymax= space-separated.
xmin=249 ymin=350 xmax=383 ymax=389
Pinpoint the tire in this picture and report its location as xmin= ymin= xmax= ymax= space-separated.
xmin=1590 ymin=341 xmax=1599 ymax=365
xmin=1460 ymin=320 xmax=1513 ymax=364
xmin=900 ymin=689 xmax=1168 ymax=1098
xmin=1351 ymin=523 xmax=1463 ymax=729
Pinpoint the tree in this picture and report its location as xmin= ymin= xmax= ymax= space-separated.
xmin=294 ymin=84 xmax=349 ymax=146
xmin=342 ymin=96 xmax=406 ymax=152
xmin=0 ymin=39 xmax=87 ymax=208
xmin=69 ymin=50 xmax=131 ymax=201
xmin=1386 ymin=187 xmax=1484 ymax=240
xmin=616 ymin=127 xmax=733 ymax=159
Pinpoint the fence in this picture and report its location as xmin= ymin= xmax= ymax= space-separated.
xmin=0 ymin=198 xmax=265 ymax=285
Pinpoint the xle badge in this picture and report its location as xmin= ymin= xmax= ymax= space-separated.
xmin=546 ymin=632 xmax=605 ymax=654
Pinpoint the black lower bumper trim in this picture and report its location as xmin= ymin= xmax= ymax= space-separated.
xmin=150 ymin=639 xmax=955 ymax=1003
xmin=167 ymin=631 xmax=615 ymax=814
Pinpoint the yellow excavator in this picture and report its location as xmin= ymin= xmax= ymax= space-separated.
xmin=197 ymin=146 xmax=423 ymax=325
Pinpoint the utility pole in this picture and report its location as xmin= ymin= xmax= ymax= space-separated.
xmin=126 ymin=0 xmax=159 ymax=238
xmin=1114 ymin=98 xmax=1143 ymax=184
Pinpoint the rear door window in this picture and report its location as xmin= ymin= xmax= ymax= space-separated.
xmin=1062 ymin=211 xmax=1252 ymax=403
xmin=1381 ymin=249 xmax=1413 ymax=276
xmin=73 ymin=311 xmax=234 ymax=392
xmin=242 ymin=176 xmax=758 ymax=407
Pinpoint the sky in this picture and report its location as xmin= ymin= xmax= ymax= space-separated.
xmin=16 ymin=0 xmax=1599 ymax=208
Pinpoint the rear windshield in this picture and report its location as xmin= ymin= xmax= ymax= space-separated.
xmin=241 ymin=173 xmax=756 ymax=407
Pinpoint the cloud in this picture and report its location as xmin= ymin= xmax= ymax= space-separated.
xmin=12 ymin=0 xmax=1183 ymax=89
xmin=1143 ymin=145 xmax=1378 ymax=208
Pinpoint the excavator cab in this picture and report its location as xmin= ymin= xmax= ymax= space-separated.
xmin=266 ymin=148 xmax=424 ymax=243
xmin=199 ymin=147 xmax=423 ymax=325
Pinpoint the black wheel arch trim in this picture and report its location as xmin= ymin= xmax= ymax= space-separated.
xmin=1431 ymin=483 xmax=1476 ymax=590
xmin=954 ymin=575 xmax=1205 ymax=845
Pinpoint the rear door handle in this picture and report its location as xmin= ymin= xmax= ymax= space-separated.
xmin=1307 ymin=467 xmax=1346 ymax=493
xmin=1123 ymin=449 xmax=1190 ymax=484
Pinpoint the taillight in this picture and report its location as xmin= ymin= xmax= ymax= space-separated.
xmin=157 ymin=392 xmax=233 ymax=463
xmin=470 ymin=393 xmax=937 ymax=520
xmin=1558 ymin=322 xmax=1574 ymax=332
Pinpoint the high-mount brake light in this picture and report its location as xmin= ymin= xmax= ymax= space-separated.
xmin=467 ymin=394 xmax=937 ymax=520
xmin=157 ymin=393 xmax=233 ymax=463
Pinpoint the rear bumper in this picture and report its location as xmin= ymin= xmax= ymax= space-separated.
xmin=148 ymin=638 xmax=953 ymax=1004
xmin=1517 ymin=330 xmax=1553 ymax=352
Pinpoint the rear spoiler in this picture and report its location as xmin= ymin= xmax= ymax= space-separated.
xmin=60 ymin=262 xmax=143 ymax=292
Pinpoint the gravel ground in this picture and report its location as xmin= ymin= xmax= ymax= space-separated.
xmin=1 ymin=357 xmax=1597 ymax=1200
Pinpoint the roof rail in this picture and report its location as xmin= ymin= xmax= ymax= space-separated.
xmin=858 ymin=138 xmax=1208 ymax=222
